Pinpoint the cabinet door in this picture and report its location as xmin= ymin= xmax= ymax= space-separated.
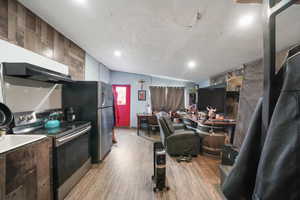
xmin=6 ymin=169 xmax=37 ymax=200
xmin=5 ymin=185 xmax=25 ymax=200
xmin=0 ymin=156 xmax=5 ymax=200
xmin=35 ymin=140 xmax=51 ymax=200
xmin=5 ymin=139 xmax=51 ymax=200
xmin=5 ymin=145 xmax=36 ymax=199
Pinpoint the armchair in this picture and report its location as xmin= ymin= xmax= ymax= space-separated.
xmin=157 ymin=115 xmax=200 ymax=156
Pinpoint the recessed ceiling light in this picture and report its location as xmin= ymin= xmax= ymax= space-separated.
xmin=187 ymin=61 xmax=196 ymax=69
xmin=114 ymin=50 xmax=122 ymax=57
xmin=239 ymin=15 xmax=254 ymax=27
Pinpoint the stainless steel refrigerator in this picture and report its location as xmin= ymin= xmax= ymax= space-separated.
xmin=62 ymin=81 xmax=114 ymax=163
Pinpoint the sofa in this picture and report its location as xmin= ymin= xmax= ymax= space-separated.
xmin=156 ymin=113 xmax=201 ymax=156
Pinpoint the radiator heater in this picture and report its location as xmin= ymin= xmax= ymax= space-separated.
xmin=152 ymin=142 xmax=169 ymax=192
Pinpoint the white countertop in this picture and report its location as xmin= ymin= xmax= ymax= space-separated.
xmin=0 ymin=135 xmax=47 ymax=154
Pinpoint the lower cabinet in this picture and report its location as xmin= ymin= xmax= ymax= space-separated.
xmin=0 ymin=155 xmax=5 ymax=200
xmin=1 ymin=138 xmax=51 ymax=200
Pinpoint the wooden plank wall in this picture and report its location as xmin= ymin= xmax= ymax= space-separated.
xmin=233 ymin=49 xmax=289 ymax=148
xmin=0 ymin=0 xmax=85 ymax=80
xmin=233 ymin=59 xmax=263 ymax=148
xmin=4 ymin=138 xmax=51 ymax=200
xmin=0 ymin=155 xmax=5 ymax=200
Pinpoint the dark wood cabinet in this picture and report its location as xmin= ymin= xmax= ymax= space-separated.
xmin=0 ymin=0 xmax=85 ymax=80
xmin=0 ymin=155 xmax=5 ymax=200
xmin=0 ymin=138 xmax=51 ymax=200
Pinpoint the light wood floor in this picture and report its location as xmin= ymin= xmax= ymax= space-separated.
xmin=65 ymin=128 xmax=224 ymax=200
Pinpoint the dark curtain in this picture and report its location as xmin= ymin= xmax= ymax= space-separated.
xmin=165 ymin=87 xmax=185 ymax=111
xmin=150 ymin=86 xmax=184 ymax=112
xmin=150 ymin=86 xmax=166 ymax=111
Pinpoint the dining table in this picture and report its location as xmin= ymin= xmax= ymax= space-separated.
xmin=179 ymin=113 xmax=237 ymax=144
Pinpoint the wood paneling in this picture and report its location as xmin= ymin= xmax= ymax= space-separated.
xmin=0 ymin=0 xmax=85 ymax=80
xmin=233 ymin=59 xmax=263 ymax=148
xmin=0 ymin=155 xmax=5 ymax=200
xmin=1 ymin=138 xmax=51 ymax=200
xmin=233 ymin=49 xmax=289 ymax=147
xmin=0 ymin=0 xmax=8 ymax=40
xmin=35 ymin=138 xmax=51 ymax=200
xmin=66 ymin=129 xmax=224 ymax=200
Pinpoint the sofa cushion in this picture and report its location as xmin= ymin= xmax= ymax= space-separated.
xmin=163 ymin=116 xmax=175 ymax=133
xmin=166 ymin=131 xmax=200 ymax=156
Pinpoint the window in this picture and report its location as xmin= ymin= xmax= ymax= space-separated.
xmin=116 ymin=87 xmax=127 ymax=105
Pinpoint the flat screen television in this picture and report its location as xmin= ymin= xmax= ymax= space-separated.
xmin=197 ymin=88 xmax=226 ymax=113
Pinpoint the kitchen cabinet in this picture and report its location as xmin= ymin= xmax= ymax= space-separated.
xmin=0 ymin=137 xmax=51 ymax=200
xmin=0 ymin=0 xmax=86 ymax=80
xmin=0 ymin=155 xmax=5 ymax=200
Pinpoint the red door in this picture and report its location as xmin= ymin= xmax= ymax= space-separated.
xmin=112 ymin=85 xmax=131 ymax=127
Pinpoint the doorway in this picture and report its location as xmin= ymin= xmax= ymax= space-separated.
xmin=112 ymin=85 xmax=131 ymax=127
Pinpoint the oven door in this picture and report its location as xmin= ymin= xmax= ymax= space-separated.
xmin=54 ymin=126 xmax=91 ymax=199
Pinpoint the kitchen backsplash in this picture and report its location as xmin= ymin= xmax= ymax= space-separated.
xmin=4 ymin=77 xmax=61 ymax=113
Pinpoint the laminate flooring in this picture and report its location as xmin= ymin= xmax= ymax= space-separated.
xmin=65 ymin=128 xmax=224 ymax=200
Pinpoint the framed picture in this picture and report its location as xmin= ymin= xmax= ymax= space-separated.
xmin=138 ymin=90 xmax=146 ymax=101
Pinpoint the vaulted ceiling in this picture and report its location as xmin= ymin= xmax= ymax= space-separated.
xmin=19 ymin=0 xmax=300 ymax=82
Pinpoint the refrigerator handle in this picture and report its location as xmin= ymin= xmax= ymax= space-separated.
xmin=102 ymin=91 xmax=106 ymax=107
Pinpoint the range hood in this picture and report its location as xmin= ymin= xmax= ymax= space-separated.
xmin=2 ymin=62 xmax=73 ymax=83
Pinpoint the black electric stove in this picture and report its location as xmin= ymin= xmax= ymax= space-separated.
xmin=12 ymin=113 xmax=90 ymax=137
xmin=12 ymin=112 xmax=92 ymax=200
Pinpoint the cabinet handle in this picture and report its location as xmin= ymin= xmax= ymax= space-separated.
xmin=56 ymin=126 xmax=91 ymax=147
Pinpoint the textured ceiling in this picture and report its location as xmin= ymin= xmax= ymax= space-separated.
xmin=19 ymin=0 xmax=300 ymax=82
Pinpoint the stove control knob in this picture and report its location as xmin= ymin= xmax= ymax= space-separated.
xmin=19 ymin=116 xmax=25 ymax=121
xmin=26 ymin=115 xmax=33 ymax=121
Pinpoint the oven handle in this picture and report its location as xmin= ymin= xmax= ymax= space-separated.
xmin=55 ymin=126 xmax=91 ymax=147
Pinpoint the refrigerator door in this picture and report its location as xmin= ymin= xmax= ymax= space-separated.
xmin=98 ymin=82 xmax=113 ymax=108
xmin=98 ymin=106 xmax=113 ymax=160
xmin=63 ymin=81 xmax=101 ymax=163
xmin=105 ymin=84 xmax=113 ymax=107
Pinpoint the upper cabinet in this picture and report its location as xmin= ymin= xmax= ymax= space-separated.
xmin=0 ymin=0 xmax=85 ymax=80
xmin=0 ymin=39 xmax=69 ymax=75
